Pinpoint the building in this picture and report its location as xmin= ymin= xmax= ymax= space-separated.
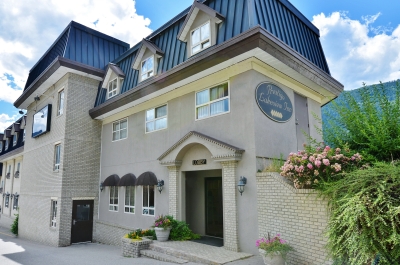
xmin=2 ymin=0 xmax=342 ymax=259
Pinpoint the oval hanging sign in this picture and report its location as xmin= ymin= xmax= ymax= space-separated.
xmin=255 ymin=82 xmax=293 ymax=123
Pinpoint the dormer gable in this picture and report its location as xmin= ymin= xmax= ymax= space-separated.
xmin=177 ymin=1 xmax=225 ymax=57
xmin=3 ymin=129 xmax=11 ymax=140
xmin=132 ymin=39 xmax=164 ymax=82
xmin=19 ymin=116 xmax=27 ymax=130
xmin=102 ymin=63 xmax=126 ymax=100
xmin=11 ymin=123 xmax=21 ymax=135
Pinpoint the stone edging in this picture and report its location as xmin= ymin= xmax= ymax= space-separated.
xmin=256 ymin=172 xmax=317 ymax=194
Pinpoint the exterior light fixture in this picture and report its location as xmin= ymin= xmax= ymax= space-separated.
xmin=237 ymin=176 xmax=247 ymax=196
xmin=19 ymin=110 xmax=24 ymax=114
xmin=99 ymin=182 xmax=104 ymax=192
xmin=34 ymin=96 xmax=40 ymax=101
xmin=157 ymin=180 xmax=164 ymax=194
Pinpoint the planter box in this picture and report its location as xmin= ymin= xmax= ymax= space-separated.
xmin=121 ymin=236 xmax=152 ymax=258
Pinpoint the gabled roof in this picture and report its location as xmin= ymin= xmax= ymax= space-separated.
xmin=132 ymin=39 xmax=165 ymax=70
xmin=3 ymin=130 xmax=11 ymax=140
xmin=101 ymin=63 xmax=126 ymax=88
xmin=177 ymin=1 xmax=225 ymax=42
xmin=11 ymin=123 xmax=21 ymax=134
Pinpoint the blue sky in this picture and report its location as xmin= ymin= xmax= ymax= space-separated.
xmin=0 ymin=0 xmax=399 ymax=130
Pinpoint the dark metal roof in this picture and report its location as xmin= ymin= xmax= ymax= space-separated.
xmin=136 ymin=172 xmax=158 ymax=186
xmin=0 ymin=116 xmax=25 ymax=159
xmin=94 ymin=0 xmax=330 ymax=108
xmin=118 ymin=173 xmax=137 ymax=186
xmin=103 ymin=174 xmax=120 ymax=186
xmin=23 ymin=21 xmax=129 ymax=92
xmin=108 ymin=63 xmax=125 ymax=77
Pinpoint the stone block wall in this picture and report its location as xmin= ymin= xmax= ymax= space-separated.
xmin=94 ymin=220 xmax=132 ymax=246
xmin=122 ymin=237 xmax=152 ymax=257
xmin=256 ymin=172 xmax=331 ymax=265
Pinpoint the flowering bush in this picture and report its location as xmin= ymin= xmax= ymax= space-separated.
xmin=153 ymin=214 xmax=172 ymax=229
xmin=256 ymin=233 xmax=293 ymax=259
xmin=280 ymin=144 xmax=362 ymax=189
xmin=126 ymin=229 xmax=142 ymax=240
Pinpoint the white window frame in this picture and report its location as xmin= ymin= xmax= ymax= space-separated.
xmin=57 ymin=89 xmax=64 ymax=116
xmin=145 ymin=104 xmax=168 ymax=133
xmin=195 ymin=82 xmax=230 ymax=121
xmin=109 ymin=186 xmax=119 ymax=212
xmin=107 ymin=78 xmax=118 ymax=99
xmin=5 ymin=139 xmax=9 ymax=150
xmin=140 ymin=55 xmax=155 ymax=81
xmin=54 ymin=144 xmax=61 ymax=171
xmin=142 ymin=185 xmax=155 ymax=216
xmin=191 ymin=21 xmax=211 ymax=56
xmin=50 ymin=200 xmax=57 ymax=228
xmin=12 ymin=133 xmax=18 ymax=146
xmin=112 ymin=118 xmax=128 ymax=142
xmin=124 ymin=186 xmax=135 ymax=214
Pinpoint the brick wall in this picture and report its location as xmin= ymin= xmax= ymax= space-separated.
xmin=256 ymin=172 xmax=331 ymax=265
xmin=94 ymin=220 xmax=132 ymax=246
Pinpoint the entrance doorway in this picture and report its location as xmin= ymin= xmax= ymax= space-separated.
xmin=294 ymin=93 xmax=310 ymax=150
xmin=205 ymin=177 xmax=223 ymax=238
xmin=71 ymin=200 xmax=94 ymax=244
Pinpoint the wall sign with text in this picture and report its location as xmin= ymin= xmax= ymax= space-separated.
xmin=255 ymin=82 xmax=293 ymax=123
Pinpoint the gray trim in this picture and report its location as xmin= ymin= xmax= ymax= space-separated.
xmin=158 ymin=131 xmax=245 ymax=161
xmin=0 ymin=146 xmax=24 ymax=162
xmin=142 ymin=39 xmax=164 ymax=56
xmin=14 ymin=56 xmax=105 ymax=108
xmin=90 ymin=26 xmax=343 ymax=119
xmin=108 ymin=64 xmax=126 ymax=78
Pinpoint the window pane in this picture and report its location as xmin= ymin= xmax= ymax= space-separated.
xmin=113 ymin=132 xmax=119 ymax=141
xmin=146 ymin=109 xmax=155 ymax=121
xmin=197 ymin=105 xmax=209 ymax=119
xmin=149 ymin=186 xmax=155 ymax=207
xmin=202 ymin=40 xmax=210 ymax=49
xmin=110 ymin=188 xmax=113 ymax=204
xmin=141 ymin=73 xmax=148 ymax=80
xmin=141 ymin=60 xmax=147 ymax=73
xmin=192 ymin=45 xmax=201 ymax=54
xmin=130 ymin=187 xmax=135 ymax=206
xmin=147 ymin=57 xmax=154 ymax=72
xmin=112 ymin=79 xmax=117 ymax=89
xmin=120 ymin=129 xmax=127 ymax=139
xmin=191 ymin=28 xmax=200 ymax=44
xmin=120 ymin=120 xmax=127 ymax=129
xmin=143 ymin=186 xmax=148 ymax=207
xmin=201 ymin=23 xmax=210 ymax=40
xmin=210 ymin=98 xmax=229 ymax=116
xmin=113 ymin=122 xmax=120 ymax=131
xmin=146 ymin=121 xmax=154 ymax=132
xmin=210 ymin=86 xmax=225 ymax=101
xmin=114 ymin=188 xmax=118 ymax=204
xmin=147 ymin=70 xmax=154 ymax=77
xmin=155 ymin=118 xmax=167 ymax=130
xmin=149 ymin=209 xmax=154 ymax=215
xmin=196 ymin=90 xmax=209 ymax=105
xmin=125 ymin=187 xmax=129 ymax=206
xmin=156 ymin=105 xmax=167 ymax=118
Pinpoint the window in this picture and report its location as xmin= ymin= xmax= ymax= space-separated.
xmin=5 ymin=194 xmax=10 ymax=208
xmin=8 ymin=165 xmax=11 ymax=174
xmin=13 ymin=194 xmax=19 ymax=210
xmin=196 ymin=83 xmax=229 ymax=119
xmin=124 ymin=186 xmax=135 ymax=213
xmin=54 ymin=144 xmax=61 ymax=171
xmin=112 ymin=118 xmax=127 ymax=141
xmin=141 ymin=56 xmax=154 ymax=81
xmin=5 ymin=139 xmax=9 ymax=150
xmin=191 ymin=21 xmax=211 ymax=55
xmin=50 ymin=200 xmax=57 ymax=228
xmin=13 ymin=133 xmax=18 ymax=146
xmin=109 ymin=186 xmax=118 ymax=211
xmin=146 ymin=105 xmax=167 ymax=133
xmin=23 ymin=130 xmax=25 ymax=142
xmin=57 ymin=90 xmax=64 ymax=116
xmin=108 ymin=78 xmax=118 ymax=99
xmin=16 ymin=162 xmax=20 ymax=173
xmin=142 ymin=185 xmax=155 ymax=216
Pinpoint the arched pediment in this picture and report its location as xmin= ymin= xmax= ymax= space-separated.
xmin=158 ymin=131 xmax=244 ymax=166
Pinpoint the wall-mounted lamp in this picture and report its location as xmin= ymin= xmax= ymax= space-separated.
xmin=157 ymin=180 xmax=164 ymax=194
xmin=19 ymin=110 xmax=24 ymax=115
xmin=34 ymin=96 xmax=40 ymax=101
xmin=99 ymin=182 xmax=104 ymax=192
xmin=238 ymin=176 xmax=247 ymax=196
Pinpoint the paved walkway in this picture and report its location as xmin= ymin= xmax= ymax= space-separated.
xmin=0 ymin=226 xmax=264 ymax=265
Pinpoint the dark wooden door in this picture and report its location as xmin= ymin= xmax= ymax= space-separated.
xmin=205 ymin=177 xmax=223 ymax=238
xmin=294 ymin=93 xmax=310 ymax=150
xmin=71 ymin=200 xmax=94 ymax=244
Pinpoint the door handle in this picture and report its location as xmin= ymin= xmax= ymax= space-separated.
xmin=72 ymin=219 xmax=77 ymax=225
xmin=296 ymin=122 xmax=299 ymax=125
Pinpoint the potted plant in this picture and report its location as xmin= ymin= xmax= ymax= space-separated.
xmin=256 ymin=233 xmax=293 ymax=265
xmin=153 ymin=215 xmax=172 ymax=242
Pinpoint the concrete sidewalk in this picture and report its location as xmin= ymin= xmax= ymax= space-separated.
xmin=0 ymin=226 xmax=264 ymax=265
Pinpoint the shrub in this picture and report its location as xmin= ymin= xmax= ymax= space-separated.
xmin=256 ymin=233 xmax=293 ymax=260
xmin=280 ymin=143 xmax=362 ymax=188
xmin=11 ymin=214 xmax=18 ymax=236
xmin=166 ymin=215 xmax=200 ymax=241
xmin=320 ymin=163 xmax=400 ymax=265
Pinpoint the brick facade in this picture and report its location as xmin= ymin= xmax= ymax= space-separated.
xmin=256 ymin=172 xmax=331 ymax=265
xmin=94 ymin=220 xmax=132 ymax=246
xmin=167 ymin=166 xmax=180 ymax=219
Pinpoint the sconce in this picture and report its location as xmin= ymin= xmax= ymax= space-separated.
xmin=237 ymin=176 xmax=247 ymax=196
xmin=157 ymin=180 xmax=164 ymax=194
xmin=99 ymin=182 xmax=104 ymax=192
xmin=19 ymin=110 xmax=24 ymax=114
xmin=34 ymin=96 xmax=40 ymax=101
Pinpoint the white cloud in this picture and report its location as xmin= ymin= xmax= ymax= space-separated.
xmin=313 ymin=12 xmax=400 ymax=90
xmin=0 ymin=0 xmax=152 ymax=128
xmin=0 ymin=113 xmax=19 ymax=132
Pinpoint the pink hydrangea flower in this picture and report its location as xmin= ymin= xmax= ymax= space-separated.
xmin=315 ymin=160 xmax=321 ymax=168
xmin=307 ymin=163 xmax=313 ymax=170
xmin=323 ymin=159 xmax=330 ymax=166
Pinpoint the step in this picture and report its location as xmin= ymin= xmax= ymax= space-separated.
xmin=140 ymin=249 xmax=189 ymax=264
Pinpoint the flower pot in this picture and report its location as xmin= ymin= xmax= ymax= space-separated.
xmin=155 ymin=227 xmax=171 ymax=242
xmin=259 ymin=249 xmax=285 ymax=265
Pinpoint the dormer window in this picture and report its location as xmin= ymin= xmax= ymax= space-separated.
xmin=108 ymin=78 xmax=118 ymax=99
xmin=13 ymin=133 xmax=18 ymax=146
xmin=5 ymin=139 xmax=9 ymax=150
xmin=191 ymin=22 xmax=211 ymax=55
xmin=23 ymin=130 xmax=25 ymax=142
xmin=141 ymin=56 xmax=154 ymax=81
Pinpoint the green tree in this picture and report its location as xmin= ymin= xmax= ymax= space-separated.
xmin=323 ymin=81 xmax=400 ymax=162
